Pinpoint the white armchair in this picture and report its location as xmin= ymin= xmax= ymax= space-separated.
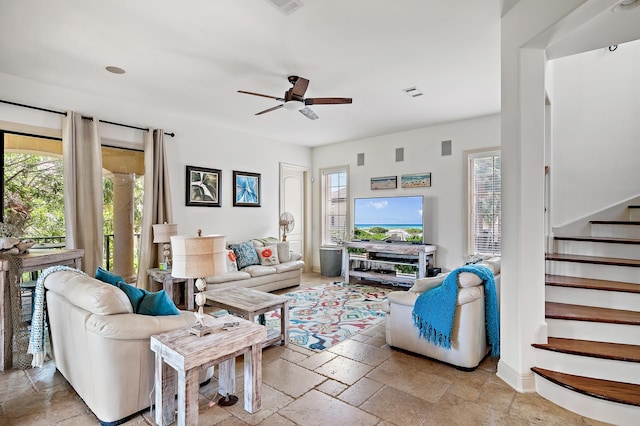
xmin=383 ymin=258 xmax=500 ymax=370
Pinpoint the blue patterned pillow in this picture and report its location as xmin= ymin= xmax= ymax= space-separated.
xmin=229 ymin=241 xmax=260 ymax=270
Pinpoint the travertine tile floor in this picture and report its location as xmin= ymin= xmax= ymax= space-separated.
xmin=0 ymin=273 xmax=609 ymax=425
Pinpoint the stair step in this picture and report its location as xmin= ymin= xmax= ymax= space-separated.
xmin=546 ymin=253 xmax=640 ymax=268
xmin=590 ymin=221 xmax=640 ymax=239
xmin=555 ymin=236 xmax=640 ymax=259
xmin=532 ymin=337 xmax=640 ymax=363
xmin=531 ymin=367 xmax=640 ymax=407
xmin=546 ymin=302 xmax=640 ymax=325
xmin=545 ymin=274 xmax=640 ymax=294
xmin=590 ymin=221 xmax=640 ymax=225
xmin=555 ymin=236 xmax=640 ymax=245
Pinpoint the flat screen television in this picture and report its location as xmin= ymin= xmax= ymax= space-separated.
xmin=353 ymin=195 xmax=424 ymax=243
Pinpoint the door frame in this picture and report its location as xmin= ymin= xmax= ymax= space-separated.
xmin=279 ymin=162 xmax=311 ymax=271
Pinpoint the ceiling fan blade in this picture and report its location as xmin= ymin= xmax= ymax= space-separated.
xmin=305 ymin=97 xmax=352 ymax=105
xmin=255 ymin=104 xmax=284 ymax=115
xmin=238 ymin=90 xmax=284 ymax=101
xmin=291 ymin=77 xmax=309 ymax=98
xmin=299 ymin=107 xmax=319 ymax=120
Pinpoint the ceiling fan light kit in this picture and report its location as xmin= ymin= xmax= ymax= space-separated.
xmin=238 ymin=75 xmax=352 ymax=120
xmin=284 ymin=100 xmax=305 ymax=111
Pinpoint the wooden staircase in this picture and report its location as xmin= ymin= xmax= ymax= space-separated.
xmin=535 ymin=206 xmax=640 ymax=425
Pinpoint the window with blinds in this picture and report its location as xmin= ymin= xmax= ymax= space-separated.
xmin=468 ymin=150 xmax=501 ymax=256
xmin=321 ymin=166 xmax=348 ymax=245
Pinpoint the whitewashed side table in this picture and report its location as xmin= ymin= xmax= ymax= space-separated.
xmin=150 ymin=314 xmax=266 ymax=426
xmin=147 ymin=268 xmax=194 ymax=310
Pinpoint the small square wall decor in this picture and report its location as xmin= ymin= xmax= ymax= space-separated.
xmin=233 ymin=170 xmax=261 ymax=207
xmin=186 ymin=165 xmax=221 ymax=207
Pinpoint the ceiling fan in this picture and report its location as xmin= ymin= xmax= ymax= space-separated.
xmin=238 ymin=75 xmax=352 ymax=120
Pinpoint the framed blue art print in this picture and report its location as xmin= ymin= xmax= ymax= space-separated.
xmin=233 ymin=170 xmax=261 ymax=207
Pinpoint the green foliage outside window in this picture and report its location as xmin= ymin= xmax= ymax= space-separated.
xmin=3 ymin=152 xmax=144 ymax=271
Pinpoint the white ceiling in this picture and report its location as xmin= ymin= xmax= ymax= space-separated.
xmin=0 ymin=0 xmax=502 ymax=146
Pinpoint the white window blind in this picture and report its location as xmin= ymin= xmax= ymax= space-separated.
xmin=468 ymin=150 xmax=501 ymax=256
xmin=321 ymin=166 xmax=348 ymax=245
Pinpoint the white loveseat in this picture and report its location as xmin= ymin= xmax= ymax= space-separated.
xmin=205 ymin=238 xmax=305 ymax=293
xmin=383 ymin=257 xmax=500 ymax=370
xmin=44 ymin=269 xmax=197 ymax=425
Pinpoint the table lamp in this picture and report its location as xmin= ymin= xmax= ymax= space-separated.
xmin=152 ymin=223 xmax=178 ymax=270
xmin=171 ymin=230 xmax=226 ymax=337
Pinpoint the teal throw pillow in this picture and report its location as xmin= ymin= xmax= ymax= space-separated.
xmin=116 ymin=282 xmax=179 ymax=316
xmin=95 ymin=266 xmax=124 ymax=285
xmin=137 ymin=290 xmax=180 ymax=316
xmin=116 ymin=281 xmax=146 ymax=311
xmin=229 ymin=241 xmax=260 ymax=270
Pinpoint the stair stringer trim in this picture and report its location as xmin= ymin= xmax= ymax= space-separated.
xmin=535 ymin=374 xmax=640 ymax=426
xmin=552 ymin=193 xmax=640 ymax=238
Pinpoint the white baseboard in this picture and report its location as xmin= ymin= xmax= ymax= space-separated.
xmin=497 ymin=359 xmax=537 ymax=392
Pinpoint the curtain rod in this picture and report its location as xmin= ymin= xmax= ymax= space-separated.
xmin=0 ymin=99 xmax=175 ymax=137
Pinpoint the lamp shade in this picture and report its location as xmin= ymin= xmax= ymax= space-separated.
xmin=171 ymin=234 xmax=226 ymax=279
xmin=153 ymin=223 xmax=178 ymax=243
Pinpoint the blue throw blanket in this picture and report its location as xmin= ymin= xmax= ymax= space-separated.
xmin=412 ymin=264 xmax=500 ymax=357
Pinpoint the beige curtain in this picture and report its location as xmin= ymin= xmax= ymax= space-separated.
xmin=62 ymin=112 xmax=104 ymax=275
xmin=136 ymin=129 xmax=173 ymax=289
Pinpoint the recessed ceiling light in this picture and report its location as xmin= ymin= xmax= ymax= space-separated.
xmin=105 ymin=66 xmax=126 ymax=75
xmin=612 ymin=0 xmax=640 ymax=12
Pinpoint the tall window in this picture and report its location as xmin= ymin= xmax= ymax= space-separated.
xmin=467 ymin=150 xmax=501 ymax=256
xmin=2 ymin=131 xmax=144 ymax=276
xmin=321 ymin=166 xmax=348 ymax=245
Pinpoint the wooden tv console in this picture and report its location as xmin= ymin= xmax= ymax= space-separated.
xmin=342 ymin=241 xmax=436 ymax=288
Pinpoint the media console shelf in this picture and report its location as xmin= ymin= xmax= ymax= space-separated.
xmin=342 ymin=241 xmax=436 ymax=287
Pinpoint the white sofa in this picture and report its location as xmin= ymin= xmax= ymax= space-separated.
xmin=205 ymin=238 xmax=305 ymax=293
xmin=383 ymin=257 xmax=500 ymax=370
xmin=44 ymin=269 xmax=197 ymax=425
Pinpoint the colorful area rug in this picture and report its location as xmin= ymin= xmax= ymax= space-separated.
xmin=265 ymin=282 xmax=389 ymax=351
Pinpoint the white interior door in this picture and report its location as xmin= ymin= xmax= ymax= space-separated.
xmin=280 ymin=163 xmax=306 ymax=257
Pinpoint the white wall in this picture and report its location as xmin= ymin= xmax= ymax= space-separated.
xmin=311 ymin=114 xmax=501 ymax=272
xmin=500 ymin=0 xmax=588 ymax=393
xmin=551 ymin=38 xmax=640 ymax=228
xmin=0 ymin=73 xmax=312 ymax=243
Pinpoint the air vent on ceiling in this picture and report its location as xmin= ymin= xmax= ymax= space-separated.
xmin=402 ymin=86 xmax=423 ymax=98
xmin=267 ymin=0 xmax=304 ymax=15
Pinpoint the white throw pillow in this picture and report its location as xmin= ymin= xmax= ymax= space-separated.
xmin=225 ymin=249 xmax=238 ymax=272
xmin=256 ymin=244 xmax=280 ymax=266
xmin=409 ymin=273 xmax=448 ymax=293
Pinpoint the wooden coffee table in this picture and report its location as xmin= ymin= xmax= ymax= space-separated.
xmin=204 ymin=287 xmax=289 ymax=347
xmin=151 ymin=314 xmax=266 ymax=426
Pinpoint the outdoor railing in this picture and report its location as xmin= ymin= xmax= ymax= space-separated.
xmin=30 ymin=234 xmax=141 ymax=271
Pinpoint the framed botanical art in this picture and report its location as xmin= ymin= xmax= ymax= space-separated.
xmin=186 ymin=165 xmax=221 ymax=207
xmin=233 ymin=170 xmax=261 ymax=207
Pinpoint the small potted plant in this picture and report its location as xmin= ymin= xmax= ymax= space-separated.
xmin=347 ymin=247 xmax=368 ymax=259
xmin=395 ymin=264 xmax=418 ymax=279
